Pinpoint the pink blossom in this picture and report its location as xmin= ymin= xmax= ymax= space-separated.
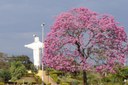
xmin=43 ymin=7 xmax=128 ymax=74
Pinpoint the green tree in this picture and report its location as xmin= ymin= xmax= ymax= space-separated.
xmin=9 ymin=55 xmax=33 ymax=70
xmin=0 ymin=69 xmax=11 ymax=82
xmin=10 ymin=61 xmax=27 ymax=81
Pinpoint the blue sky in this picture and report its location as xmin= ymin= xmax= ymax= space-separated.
xmin=0 ymin=0 xmax=128 ymax=60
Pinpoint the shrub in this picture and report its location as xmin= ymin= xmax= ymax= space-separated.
xmin=0 ymin=82 xmax=4 ymax=85
xmin=47 ymin=83 xmax=51 ymax=85
xmin=50 ymin=74 xmax=58 ymax=82
xmin=34 ymin=75 xmax=42 ymax=84
xmin=60 ymin=82 xmax=70 ymax=85
xmin=49 ymin=70 xmax=64 ymax=76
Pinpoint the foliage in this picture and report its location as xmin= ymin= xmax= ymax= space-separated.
xmin=48 ymin=68 xmax=79 ymax=84
xmin=0 ymin=53 xmax=33 ymax=70
xmin=9 ymin=55 xmax=33 ymax=70
xmin=30 ymin=64 xmax=38 ymax=74
xmin=0 ymin=69 xmax=11 ymax=82
xmin=48 ymin=67 xmax=128 ymax=85
xmin=44 ymin=7 xmax=128 ymax=72
xmin=0 ymin=53 xmax=35 ymax=83
xmin=102 ymin=66 xmax=128 ymax=84
xmin=87 ymin=72 xmax=101 ymax=85
xmin=50 ymin=74 xmax=58 ymax=82
xmin=34 ymin=75 xmax=42 ymax=84
xmin=10 ymin=61 xmax=27 ymax=81
xmin=60 ymin=83 xmax=70 ymax=85
xmin=47 ymin=83 xmax=51 ymax=85
xmin=116 ymin=66 xmax=128 ymax=79
xmin=44 ymin=7 xmax=128 ymax=84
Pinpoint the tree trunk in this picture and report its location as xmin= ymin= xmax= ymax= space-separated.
xmin=83 ymin=70 xmax=88 ymax=85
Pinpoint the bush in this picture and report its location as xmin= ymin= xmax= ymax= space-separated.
xmin=49 ymin=70 xmax=64 ymax=76
xmin=60 ymin=82 xmax=70 ymax=85
xmin=10 ymin=61 xmax=27 ymax=81
xmin=47 ymin=83 xmax=51 ymax=85
xmin=0 ymin=69 xmax=11 ymax=82
xmin=0 ymin=82 xmax=4 ymax=85
xmin=50 ymin=74 xmax=58 ymax=82
xmin=34 ymin=75 xmax=42 ymax=84
xmin=71 ymin=80 xmax=79 ymax=85
xmin=104 ymin=82 xmax=121 ymax=85
xmin=60 ymin=82 xmax=71 ymax=85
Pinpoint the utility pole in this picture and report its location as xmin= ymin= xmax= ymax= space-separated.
xmin=41 ymin=23 xmax=45 ymax=85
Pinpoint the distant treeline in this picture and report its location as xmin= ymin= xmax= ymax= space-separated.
xmin=0 ymin=52 xmax=38 ymax=82
xmin=0 ymin=52 xmax=33 ymax=70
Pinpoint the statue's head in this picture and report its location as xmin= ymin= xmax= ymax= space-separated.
xmin=34 ymin=37 xmax=39 ymax=42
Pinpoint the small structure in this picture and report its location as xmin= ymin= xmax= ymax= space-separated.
xmin=25 ymin=35 xmax=44 ymax=69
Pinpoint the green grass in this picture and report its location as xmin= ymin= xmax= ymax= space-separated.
xmin=16 ymin=77 xmax=36 ymax=83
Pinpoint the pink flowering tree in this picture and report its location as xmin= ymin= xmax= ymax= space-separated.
xmin=43 ymin=7 xmax=128 ymax=85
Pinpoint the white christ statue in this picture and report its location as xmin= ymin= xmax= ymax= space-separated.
xmin=25 ymin=35 xmax=44 ymax=69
